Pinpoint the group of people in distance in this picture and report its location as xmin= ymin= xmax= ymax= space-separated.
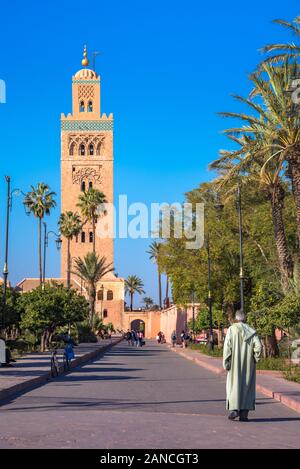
xmin=125 ymin=329 xmax=145 ymax=347
xmin=156 ymin=331 xmax=166 ymax=344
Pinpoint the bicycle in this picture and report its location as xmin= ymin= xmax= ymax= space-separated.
xmin=50 ymin=345 xmax=59 ymax=377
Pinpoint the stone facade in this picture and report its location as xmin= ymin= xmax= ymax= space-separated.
xmin=60 ymin=52 xmax=124 ymax=329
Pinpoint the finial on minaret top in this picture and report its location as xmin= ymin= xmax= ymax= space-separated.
xmin=81 ymin=45 xmax=89 ymax=67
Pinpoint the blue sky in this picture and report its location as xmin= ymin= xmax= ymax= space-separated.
xmin=0 ymin=0 xmax=299 ymax=306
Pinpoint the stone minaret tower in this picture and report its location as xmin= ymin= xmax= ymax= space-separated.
xmin=60 ymin=46 xmax=114 ymax=279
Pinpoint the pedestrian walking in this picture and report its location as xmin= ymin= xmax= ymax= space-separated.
xmin=134 ymin=330 xmax=139 ymax=347
xmin=180 ymin=330 xmax=187 ymax=348
xmin=137 ymin=331 xmax=144 ymax=347
xmin=171 ymin=330 xmax=177 ymax=347
xmin=156 ymin=332 xmax=162 ymax=344
xmin=125 ymin=329 xmax=131 ymax=346
xmin=223 ymin=310 xmax=262 ymax=422
xmin=131 ymin=330 xmax=136 ymax=346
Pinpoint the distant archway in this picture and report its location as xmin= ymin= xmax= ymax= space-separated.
xmin=130 ymin=319 xmax=145 ymax=333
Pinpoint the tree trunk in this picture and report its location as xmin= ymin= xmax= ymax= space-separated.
xmin=268 ymin=183 xmax=293 ymax=292
xmin=38 ymin=217 xmax=42 ymax=285
xmin=158 ymin=270 xmax=162 ymax=309
xmin=130 ymin=292 xmax=133 ymax=311
xmin=92 ymin=216 xmax=96 ymax=254
xmin=287 ymin=153 xmax=300 ymax=248
xmin=265 ymin=329 xmax=279 ymax=357
xmin=67 ymin=237 xmax=71 ymax=289
xmin=88 ymin=284 xmax=96 ymax=328
xmin=165 ymin=275 xmax=169 ymax=307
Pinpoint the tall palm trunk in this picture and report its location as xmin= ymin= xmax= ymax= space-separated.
xmin=287 ymin=156 xmax=300 ymax=248
xmin=268 ymin=184 xmax=293 ymax=292
xmin=130 ymin=292 xmax=133 ymax=311
xmin=67 ymin=237 xmax=71 ymax=289
xmin=88 ymin=283 xmax=96 ymax=327
xmin=92 ymin=216 xmax=96 ymax=254
xmin=38 ymin=217 xmax=42 ymax=285
xmin=165 ymin=275 xmax=169 ymax=307
xmin=158 ymin=270 xmax=162 ymax=309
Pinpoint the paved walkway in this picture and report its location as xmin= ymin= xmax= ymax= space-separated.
xmin=0 ymin=341 xmax=299 ymax=449
xmin=169 ymin=345 xmax=300 ymax=413
xmin=0 ymin=339 xmax=120 ymax=400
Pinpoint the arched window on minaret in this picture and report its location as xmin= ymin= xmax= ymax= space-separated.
xmin=89 ymin=181 xmax=93 ymax=189
xmin=89 ymin=143 xmax=94 ymax=156
xmin=69 ymin=142 xmax=76 ymax=156
xmin=80 ymin=101 xmax=85 ymax=112
xmin=81 ymin=181 xmax=86 ymax=192
xmin=96 ymin=142 xmax=101 ymax=156
xmin=88 ymin=101 xmax=93 ymax=112
xmin=81 ymin=231 xmax=86 ymax=243
xmin=80 ymin=144 xmax=85 ymax=156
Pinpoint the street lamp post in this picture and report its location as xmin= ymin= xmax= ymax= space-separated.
xmin=207 ymin=233 xmax=214 ymax=351
xmin=237 ymin=182 xmax=245 ymax=315
xmin=191 ymin=288 xmax=195 ymax=343
xmin=42 ymin=223 xmax=62 ymax=285
xmin=2 ymin=176 xmax=11 ymax=330
xmin=2 ymin=177 xmax=29 ymax=330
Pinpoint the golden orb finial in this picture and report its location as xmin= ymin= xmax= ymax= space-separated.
xmin=82 ymin=45 xmax=89 ymax=67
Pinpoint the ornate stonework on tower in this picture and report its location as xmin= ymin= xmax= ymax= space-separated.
xmin=60 ymin=47 xmax=124 ymax=329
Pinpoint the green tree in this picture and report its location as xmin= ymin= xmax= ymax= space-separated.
xmin=216 ymin=61 xmax=300 ymax=249
xmin=73 ymin=253 xmax=114 ymax=327
xmin=58 ymin=211 xmax=82 ymax=288
xmin=24 ymin=183 xmax=56 ymax=284
xmin=77 ymin=188 xmax=107 ymax=253
xmin=0 ymin=288 xmax=22 ymax=338
xmin=19 ymin=283 xmax=89 ymax=351
xmin=210 ymin=137 xmax=294 ymax=291
xmin=125 ymin=275 xmax=145 ymax=311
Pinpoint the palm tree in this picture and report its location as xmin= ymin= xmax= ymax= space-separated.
xmin=125 ymin=275 xmax=145 ymax=311
xmin=24 ymin=183 xmax=56 ymax=284
xmin=143 ymin=296 xmax=154 ymax=310
xmin=213 ymin=62 xmax=299 ymax=274
xmin=261 ymin=16 xmax=300 ymax=65
xmin=77 ymin=188 xmax=107 ymax=253
xmin=210 ymin=136 xmax=293 ymax=291
xmin=58 ymin=211 xmax=82 ymax=288
xmin=147 ymin=241 xmax=162 ymax=309
xmin=73 ymin=252 xmax=114 ymax=327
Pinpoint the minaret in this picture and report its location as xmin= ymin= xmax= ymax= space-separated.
xmin=60 ymin=46 xmax=114 ymax=278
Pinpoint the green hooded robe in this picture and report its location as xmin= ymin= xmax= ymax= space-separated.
xmin=223 ymin=322 xmax=262 ymax=411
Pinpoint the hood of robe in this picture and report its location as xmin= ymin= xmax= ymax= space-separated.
xmin=235 ymin=322 xmax=257 ymax=342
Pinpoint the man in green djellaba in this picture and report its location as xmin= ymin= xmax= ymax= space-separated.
xmin=223 ymin=310 xmax=262 ymax=422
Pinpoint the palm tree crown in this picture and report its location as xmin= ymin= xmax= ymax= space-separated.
xmin=73 ymin=252 xmax=114 ymax=326
xmin=59 ymin=211 xmax=82 ymax=239
xmin=77 ymin=187 xmax=107 ymax=253
xmin=24 ymin=183 xmax=56 ymax=284
xmin=261 ymin=17 xmax=300 ymax=65
xmin=24 ymin=183 xmax=56 ymax=219
xmin=125 ymin=275 xmax=145 ymax=311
